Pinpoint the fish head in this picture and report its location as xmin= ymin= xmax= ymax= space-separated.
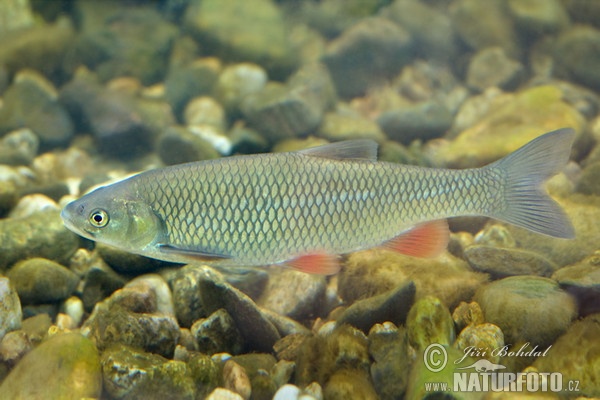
xmin=61 ymin=185 xmax=163 ymax=251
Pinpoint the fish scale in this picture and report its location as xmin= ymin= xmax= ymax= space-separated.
xmin=61 ymin=129 xmax=576 ymax=274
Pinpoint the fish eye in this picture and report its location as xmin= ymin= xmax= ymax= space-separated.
xmin=89 ymin=209 xmax=109 ymax=228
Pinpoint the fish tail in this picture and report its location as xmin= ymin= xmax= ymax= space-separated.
xmin=485 ymin=128 xmax=575 ymax=239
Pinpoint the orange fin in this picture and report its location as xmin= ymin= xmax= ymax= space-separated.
xmin=287 ymin=253 xmax=341 ymax=275
xmin=383 ymin=220 xmax=449 ymax=258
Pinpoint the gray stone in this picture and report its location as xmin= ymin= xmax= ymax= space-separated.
xmin=0 ymin=70 xmax=74 ymax=150
xmin=381 ymin=0 xmax=458 ymax=61
xmin=466 ymin=47 xmax=525 ymax=92
xmin=377 ymin=101 xmax=453 ymax=144
xmin=260 ymin=307 xmax=311 ymax=337
xmin=450 ymin=0 xmax=520 ymax=56
xmin=368 ymin=322 xmax=410 ymax=399
xmin=533 ymin=314 xmax=600 ymax=398
xmin=168 ymin=264 xmax=208 ymax=328
xmin=214 ymin=63 xmax=268 ymax=115
xmin=241 ymin=63 xmax=335 ymax=142
xmin=0 ymin=210 xmax=81 ymax=270
xmin=0 ymin=17 xmax=74 ymax=78
xmin=125 ymin=274 xmax=175 ymax=316
xmin=197 ymin=266 xmax=280 ymax=353
xmin=96 ymin=242 xmax=164 ymax=274
xmin=474 ymin=276 xmax=577 ymax=347
xmin=465 ymin=245 xmax=559 ymax=278
xmin=82 ymin=300 xmax=180 ymax=358
xmin=322 ymin=17 xmax=412 ymax=98
xmin=101 ymin=344 xmax=196 ymax=400
xmin=257 ymin=269 xmax=326 ymax=321
xmin=191 ymin=308 xmax=244 ymax=355
xmin=0 ymin=277 xmax=21 ymax=341
xmin=69 ymin=6 xmax=177 ymax=85
xmin=0 ymin=128 xmax=39 ymax=166
xmin=406 ymin=296 xmax=456 ymax=352
xmin=552 ymin=252 xmax=600 ymax=316
xmin=554 ymin=25 xmax=600 ymax=91
xmin=157 ymin=126 xmax=220 ymax=166
xmin=184 ymin=0 xmax=296 ymax=77
xmin=508 ymin=0 xmax=569 ymax=37
xmin=336 ymin=281 xmax=416 ymax=333
xmin=81 ymin=258 xmax=127 ymax=312
xmin=7 ymin=258 xmax=79 ymax=304
xmin=0 ymin=332 xmax=102 ymax=400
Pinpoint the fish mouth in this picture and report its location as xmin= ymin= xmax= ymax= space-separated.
xmin=60 ymin=202 xmax=94 ymax=239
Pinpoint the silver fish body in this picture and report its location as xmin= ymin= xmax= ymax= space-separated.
xmin=61 ymin=129 xmax=575 ymax=272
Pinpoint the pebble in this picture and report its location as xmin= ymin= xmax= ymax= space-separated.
xmin=552 ymin=251 xmax=600 ymax=316
xmin=464 ymin=245 xmax=559 ymax=278
xmin=197 ymin=266 xmax=280 ymax=353
xmin=452 ymin=301 xmax=485 ymax=333
xmin=454 ymin=322 xmax=505 ymax=364
xmin=466 ymin=47 xmax=524 ymax=92
xmin=214 ymin=63 xmax=268 ymax=114
xmin=82 ymin=299 xmax=180 ymax=358
xmin=322 ymin=17 xmax=412 ymax=98
xmin=7 ymin=194 xmax=59 ymax=218
xmin=0 ymin=128 xmax=39 ymax=166
xmin=257 ymin=269 xmax=326 ymax=320
xmin=191 ymin=308 xmax=244 ymax=355
xmin=223 ymin=360 xmax=252 ymax=400
xmin=576 ymin=161 xmax=600 ymax=195
xmin=7 ymin=258 xmax=79 ymax=305
xmin=0 ymin=330 xmax=31 ymax=366
xmin=125 ymin=273 xmax=175 ymax=316
xmin=157 ymin=126 xmax=221 ymax=165
xmin=336 ymin=281 xmax=415 ymax=333
xmin=80 ymin=257 xmax=127 ymax=311
xmin=184 ymin=96 xmax=227 ymax=131
xmin=324 ymin=369 xmax=379 ymax=400
xmin=368 ymin=322 xmax=410 ymax=399
xmin=507 ymin=0 xmax=569 ymax=36
xmin=60 ymin=296 xmax=84 ymax=327
xmin=96 ymin=241 xmax=164 ymax=274
xmin=0 ymin=70 xmax=74 ymax=150
xmin=168 ymin=264 xmax=209 ymax=328
xmin=406 ymin=296 xmax=456 ymax=352
xmin=206 ymin=388 xmax=244 ymax=400
xmin=0 ymin=277 xmax=22 ymax=341
xmin=317 ymin=112 xmax=386 ymax=142
xmin=260 ymin=307 xmax=312 ymax=336
xmin=101 ymin=344 xmax=196 ymax=400
xmin=555 ymin=25 xmax=600 ymax=91
xmin=0 ymin=332 xmax=102 ymax=400
xmin=377 ymin=100 xmax=453 ymax=144
xmin=474 ymin=276 xmax=577 ymax=347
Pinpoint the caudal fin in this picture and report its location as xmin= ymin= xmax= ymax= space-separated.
xmin=486 ymin=128 xmax=575 ymax=239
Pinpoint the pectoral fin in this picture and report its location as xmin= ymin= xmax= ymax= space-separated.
xmin=158 ymin=244 xmax=231 ymax=262
xmin=383 ymin=220 xmax=449 ymax=258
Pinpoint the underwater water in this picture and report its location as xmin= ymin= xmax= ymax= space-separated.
xmin=0 ymin=0 xmax=599 ymax=399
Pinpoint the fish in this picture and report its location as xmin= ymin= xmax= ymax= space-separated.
xmin=61 ymin=128 xmax=576 ymax=275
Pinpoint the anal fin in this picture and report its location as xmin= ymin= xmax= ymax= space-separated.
xmin=383 ymin=220 xmax=449 ymax=258
xmin=287 ymin=253 xmax=341 ymax=275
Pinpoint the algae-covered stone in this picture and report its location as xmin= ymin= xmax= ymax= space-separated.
xmin=81 ymin=258 xmax=127 ymax=312
xmin=157 ymin=126 xmax=221 ymax=166
xmin=0 ymin=330 xmax=31 ymax=367
xmin=336 ymin=281 xmax=415 ymax=333
xmin=324 ymin=369 xmax=378 ymax=400
xmin=197 ymin=266 xmax=280 ymax=353
xmin=322 ymin=17 xmax=412 ymax=98
xmin=257 ymin=269 xmax=326 ymax=321
xmin=0 ymin=277 xmax=21 ymax=341
xmin=102 ymin=344 xmax=196 ymax=400
xmin=427 ymin=85 xmax=586 ymax=168
xmin=507 ymin=0 xmax=569 ymax=37
xmin=368 ymin=322 xmax=411 ymax=399
xmin=466 ymin=47 xmax=524 ymax=92
xmin=474 ymin=276 xmax=577 ymax=347
xmin=406 ymin=296 xmax=456 ymax=352
xmin=82 ymin=300 xmax=180 ymax=358
xmin=452 ymin=301 xmax=485 ymax=333
xmin=318 ymin=112 xmax=386 ymax=142
xmin=576 ymin=161 xmax=600 ymax=195
xmin=450 ymin=0 xmax=519 ymax=56
xmin=552 ymin=251 xmax=600 ymax=316
xmin=377 ymin=101 xmax=453 ymax=144
xmin=554 ymin=25 xmax=600 ymax=91
xmin=242 ymin=63 xmax=335 ymax=142
xmin=191 ymin=308 xmax=244 ymax=355
xmin=533 ymin=313 xmax=600 ymax=398
xmin=168 ymin=264 xmax=208 ymax=328
xmin=184 ymin=0 xmax=296 ymax=76
xmin=0 ymin=70 xmax=74 ymax=150
xmin=0 ymin=128 xmax=39 ymax=166
xmin=214 ymin=63 xmax=268 ymax=115
xmin=7 ymin=258 xmax=79 ymax=304
xmin=188 ymin=353 xmax=220 ymax=398
xmin=339 ymin=249 xmax=488 ymax=311
xmin=464 ymin=245 xmax=559 ymax=278
xmin=0 ymin=332 xmax=101 ymax=400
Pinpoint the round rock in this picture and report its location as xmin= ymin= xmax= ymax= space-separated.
xmin=0 ymin=277 xmax=22 ymax=341
xmin=7 ymin=258 xmax=79 ymax=304
xmin=474 ymin=276 xmax=577 ymax=347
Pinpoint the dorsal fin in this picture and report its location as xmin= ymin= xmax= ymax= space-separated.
xmin=298 ymin=140 xmax=378 ymax=161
